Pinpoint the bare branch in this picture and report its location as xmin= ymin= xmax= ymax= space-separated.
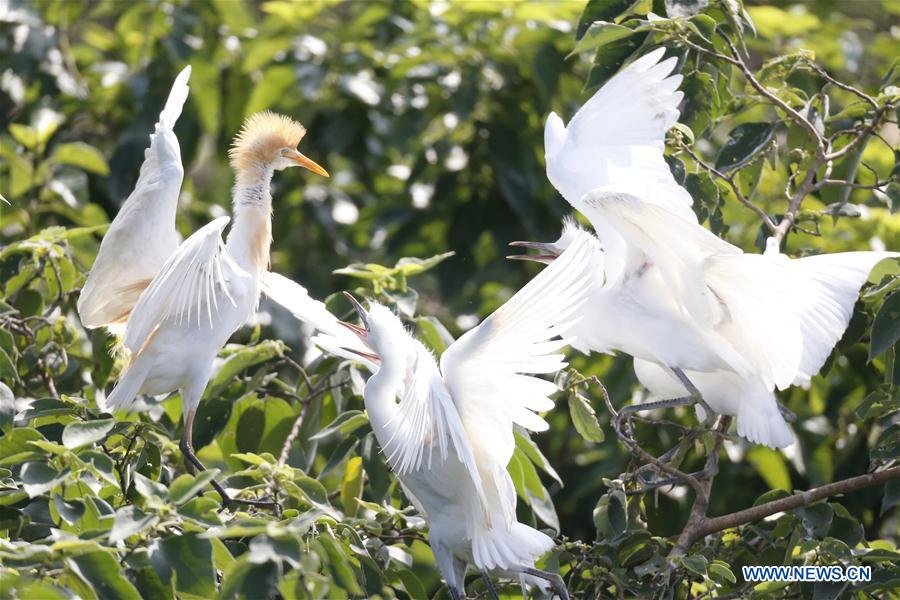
xmin=679 ymin=144 xmax=777 ymax=232
xmin=807 ymin=62 xmax=878 ymax=111
xmin=592 ymin=376 xmax=706 ymax=498
xmin=718 ymin=34 xmax=826 ymax=160
xmin=693 ymin=465 xmax=900 ymax=540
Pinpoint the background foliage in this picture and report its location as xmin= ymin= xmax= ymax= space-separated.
xmin=1 ymin=0 xmax=898 ymax=598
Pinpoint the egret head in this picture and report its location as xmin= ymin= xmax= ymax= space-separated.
xmin=507 ymin=216 xmax=590 ymax=264
xmin=229 ymin=111 xmax=329 ymax=176
xmin=338 ymin=293 xmax=408 ymax=361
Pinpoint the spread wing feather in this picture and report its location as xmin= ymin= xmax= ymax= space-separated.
xmin=545 ymin=48 xmax=694 ymax=222
xmin=581 ymin=190 xmax=738 ymax=321
xmin=123 ymin=216 xmax=245 ymax=354
xmin=78 ymin=66 xmax=192 ymax=331
xmin=439 ymin=234 xmax=593 ymax=525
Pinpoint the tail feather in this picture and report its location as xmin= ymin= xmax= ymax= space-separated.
xmin=736 ymin=388 xmax=794 ymax=449
xmin=471 ymin=522 xmax=554 ymax=572
xmin=102 ymin=357 xmax=151 ymax=413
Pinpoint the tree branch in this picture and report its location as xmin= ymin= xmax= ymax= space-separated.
xmin=690 ymin=465 xmax=900 ymax=544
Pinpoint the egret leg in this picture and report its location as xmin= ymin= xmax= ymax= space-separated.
xmin=480 ymin=569 xmax=499 ymax=600
xmin=670 ymin=367 xmax=715 ymax=425
xmin=447 ymin=586 xmax=461 ymax=600
xmin=614 ymin=395 xmax=696 ymax=438
xmin=777 ymin=399 xmax=796 ymax=423
xmin=180 ymin=408 xmax=281 ymax=514
xmin=517 ymin=568 xmax=570 ymax=600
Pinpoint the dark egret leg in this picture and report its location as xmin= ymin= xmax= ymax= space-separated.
xmin=777 ymin=399 xmax=796 ymax=422
xmin=480 ymin=569 xmax=499 ymax=600
xmin=179 ymin=408 xmax=281 ymax=514
xmin=614 ymin=395 xmax=697 ymax=437
xmin=517 ymin=568 xmax=570 ymax=600
xmin=447 ymin=586 xmax=461 ymax=600
xmin=670 ymin=367 xmax=715 ymax=426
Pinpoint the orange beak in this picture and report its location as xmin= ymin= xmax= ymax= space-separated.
xmin=289 ymin=149 xmax=329 ymax=177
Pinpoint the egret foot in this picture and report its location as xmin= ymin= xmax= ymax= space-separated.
xmin=480 ymin=569 xmax=499 ymax=600
xmin=518 ymin=567 xmax=570 ymax=600
xmin=670 ymin=367 xmax=716 ymax=426
xmin=614 ymin=395 xmax=696 ymax=438
xmin=178 ymin=436 xmax=282 ymax=514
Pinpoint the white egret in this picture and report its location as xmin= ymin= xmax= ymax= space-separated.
xmin=512 ymin=48 xmax=897 ymax=448
xmin=326 ymin=235 xmax=595 ymax=600
xmin=77 ymin=66 xmax=336 ymax=508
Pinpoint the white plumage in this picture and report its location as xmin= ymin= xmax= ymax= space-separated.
xmin=78 ymin=67 xmax=333 ymax=505
xmin=526 ymin=49 xmax=899 ymax=448
xmin=331 ymin=235 xmax=594 ymax=598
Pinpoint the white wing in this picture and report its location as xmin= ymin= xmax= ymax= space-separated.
xmin=123 ymin=216 xmax=245 ymax=354
xmin=262 ymin=271 xmax=346 ymax=336
xmin=581 ymin=190 xmax=739 ymax=326
xmin=385 ymin=342 xmax=481 ymax=485
xmin=785 ymin=252 xmax=898 ymax=385
xmin=703 ymin=254 xmax=804 ymax=390
xmin=545 ymin=48 xmax=694 ymax=222
xmin=439 ymin=234 xmax=593 ymax=525
xmin=262 ymin=271 xmax=379 ymax=371
xmin=78 ymin=66 xmax=192 ymax=331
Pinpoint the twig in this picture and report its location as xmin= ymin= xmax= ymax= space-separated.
xmin=592 ymin=376 xmax=706 ymax=497
xmin=679 ymin=144 xmax=776 ymax=232
xmin=276 ymin=379 xmax=349 ymax=467
xmin=668 ymin=416 xmax=731 ymax=560
xmin=693 ymin=465 xmax=900 ymax=540
xmin=718 ymin=34 xmax=826 ymax=159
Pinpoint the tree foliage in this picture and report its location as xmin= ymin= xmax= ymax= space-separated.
xmin=1 ymin=0 xmax=898 ymax=598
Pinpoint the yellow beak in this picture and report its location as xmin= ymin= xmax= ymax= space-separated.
xmin=289 ymin=149 xmax=329 ymax=177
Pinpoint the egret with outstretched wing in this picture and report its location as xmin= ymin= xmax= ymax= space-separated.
xmin=331 ymin=235 xmax=594 ymax=600
xmin=512 ymin=48 xmax=898 ymax=447
xmin=78 ymin=67 xmax=332 ymax=508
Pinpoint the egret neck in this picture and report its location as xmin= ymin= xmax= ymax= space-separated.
xmin=363 ymin=349 xmax=404 ymax=448
xmin=227 ymin=166 xmax=274 ymax=276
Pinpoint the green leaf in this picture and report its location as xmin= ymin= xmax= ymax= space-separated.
xmin=10 ymin=124 xmax=39 ymax=149
xmin=340 ymin=456 xmax=364 ymax=517
xmin=0 ymin=428 xmax=47 ymax=466
xmin=160 ymin=533 xmax=216 ymax=598
xmin=715 ymin=122 xmax=775 ymax=171
xmin=167 ymin=470 xmax=220 ymax=505
xmin=20 ymin=462 xmax=67 ymax=497
xmin=0 ymin=382 xmax=13 ymax=434
xmin=576 ymin=0 xmax=634 ymax=39
xmin=310 ymin=410 xmax=369 ymax=441
xmin=109 ymin=506 xmax=157 ymax=544
xmin=53 ymin=494 xmax=85 ymax=525
xmin=208 ymin=340 xmax=285 ymax=394
xmin=569 ymin=22 xmax=634 ymax=57
xmin=394 ymin=251 xmax=455 ymax=276
xmin=708 ymin=560 xmax=737 ymax=584
xmin=568 ymin=391 xmax=605 ymax=443
xmin=681 ymin=554 xmax=708 ymax=577
xmin=870 ymin=291 xmax=900 ymax=360
xmin=66 ymin=552 xmax=142 ymax=600
xmin=52 ymin=142 xmax=110 ymax=175
xmin=61 ymin=418 xmax=115 ymax=449
xmin=746 ymin=446 xmax=791 ymax=490
xmin=317 ymin=535 xmax=362 ymax=595
xmin=0 ymin=348 xmax=16 ymax=383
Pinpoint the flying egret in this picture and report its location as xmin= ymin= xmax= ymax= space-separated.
xmin=324 ymin=235 xmax=595 ymax=600
xmin=77 ymin=66 xmax=335 ymax=508
xmin=511 ymin=48 xmax=897 ymax=448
